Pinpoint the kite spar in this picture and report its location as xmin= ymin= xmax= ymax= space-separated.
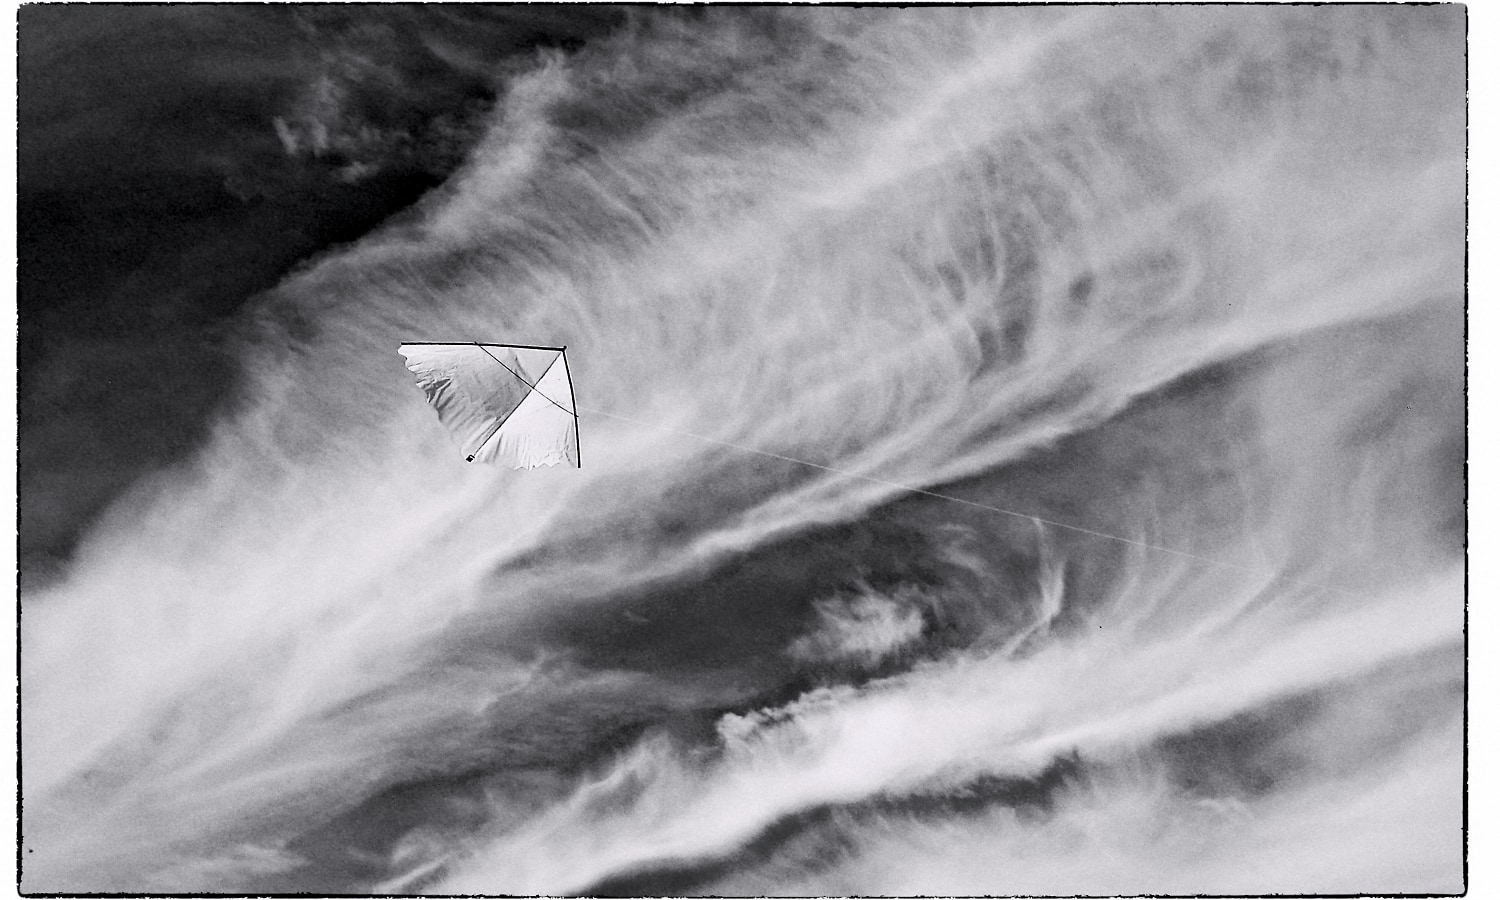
xmin=397 ymin=342 xmax=580 ymax=469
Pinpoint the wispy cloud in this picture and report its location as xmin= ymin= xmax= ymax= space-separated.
xmin=21 ymin=6 xmax=1463 ymax=893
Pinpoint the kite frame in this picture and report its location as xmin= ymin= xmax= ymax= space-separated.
xmin=400 ymin=341 xmax=567 ymax=353
xmin=560 ymin=347 xmax=580 ymax=469
xmin=401 ymin=340 xmax=580 ymax=468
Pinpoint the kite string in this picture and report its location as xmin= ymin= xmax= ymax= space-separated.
xmin=457 ymin=348 xmax=1314 ymax=589
xmin=577 ymin=405 xmax=1279 ymax=579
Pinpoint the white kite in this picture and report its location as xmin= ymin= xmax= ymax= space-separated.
xmin=397 ymin=342 xmax=580 ymax=469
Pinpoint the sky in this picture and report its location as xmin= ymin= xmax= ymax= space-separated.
xmin=9 ymin=4 xmax=1483 ymax=896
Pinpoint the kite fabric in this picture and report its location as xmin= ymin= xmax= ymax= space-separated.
xmin=397 ymin=343 xmax=579 ymax=469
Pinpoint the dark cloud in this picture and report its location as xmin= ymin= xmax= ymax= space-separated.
xmin=17 ymin=5 xmax=626 ymax=576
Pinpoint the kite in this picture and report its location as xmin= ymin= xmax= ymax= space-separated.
xmin=397 ymin=342 xmax=580 ymax=469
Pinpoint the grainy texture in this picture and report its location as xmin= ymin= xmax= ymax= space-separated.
xmin=19 ymin=6 xmax=1464 ymax=895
